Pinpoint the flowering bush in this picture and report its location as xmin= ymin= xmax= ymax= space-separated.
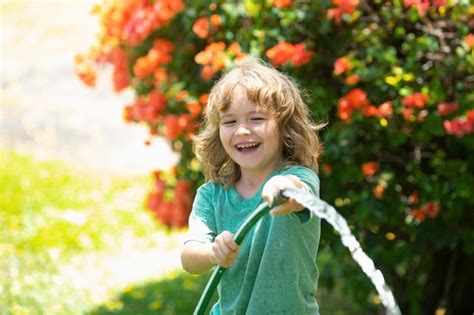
xmin=76 ymin=0 xmax=473 ymax=313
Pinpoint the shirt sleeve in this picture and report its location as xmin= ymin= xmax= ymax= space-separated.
xmin=184 ymin=182 xmax=217 ymax=244
xmin=282 ymin=166 xmax=320 ymax=224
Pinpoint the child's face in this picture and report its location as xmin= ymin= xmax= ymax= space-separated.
xmin=219 ymin=90 xmax=283 ymax=175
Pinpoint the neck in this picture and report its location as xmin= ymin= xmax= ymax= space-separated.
xmin=237 ymin=156 xmax=284 ymax=195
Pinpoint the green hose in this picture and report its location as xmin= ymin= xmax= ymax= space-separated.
xmin=193 ymin=195 xmax=287 ymax=315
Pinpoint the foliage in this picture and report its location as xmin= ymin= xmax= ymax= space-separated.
xmin=75 ymin=0 xmax=474 ymax=313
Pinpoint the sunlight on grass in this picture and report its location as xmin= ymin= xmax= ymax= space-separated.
xmin=0 ymin=149 xmax=180 ymax=314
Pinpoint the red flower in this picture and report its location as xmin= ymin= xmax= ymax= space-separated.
xmin=444 ymin=112 xmax=474 ymax=137
xmin=362 ymin=162 xmax=380 ymax=177
xmin=148 ymin=91 xmax=167 ymax=115
xmin=437 ymin=102 xmax=459 ymax=116
xmin=337 ymin=88 xmax=370 ymax=122
xmin=378 ymin=101 xmax=393 ymax=118
xmin=334 ymin=57 xmax=350 ymax=75
xmin=420 ymin=202 xmax=441 ymax=219
xmin=402 ymin=93 xmax=429 ymax=109
xmin=444 ymin=118 xmax=465 ymax=137
xmin=403 ymin=0 xmax=430 ymax=16
xmin=410 ymin=209 xmax=426 ymax=222
xmin=432 ymin=0 xmax=447 ymax=6
xmin=402 ymin=107 xmax=414 ymax=121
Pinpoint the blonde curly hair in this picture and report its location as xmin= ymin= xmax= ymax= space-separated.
xmin=193 ymin=57 xmax=325 ymax=187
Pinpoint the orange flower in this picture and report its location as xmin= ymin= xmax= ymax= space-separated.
xmin=266 ymin=42 xmax=314 ymax=67
xmin=227 ymin=42 xmax=246 ymax=60
xmin=363 ymin=105 xmax=379 ymax=118
xmin=194 ymin=42 xmax=227 ymax=79
xmin=410 ymin=209 xmax=426 ymax=222
xmin=271 ymin=0 xmax=292 ymax=8
xmin=266 ymin=42 xmax=295 ymax=65
xmin=175 ymin=90 xmax=189 ymax=102
xmin=74 ymin=53 xmax=97 ymax=87
xmin=321 ymin=164 xmax=332 ymax=174
xmin=327 ymin=0 xmax=360 ymax=23
xmin=334 ymin=57 xmax=350 ymax=75
xmin=199 ymin=93 xmax=209 ymax=105
xmin=362 ymin=162 xmax=380 ymax=177
xmin=133 ymin=39 xmax=174 ymax=79
xmin=210 ymin=14 xmax=221 ymax=27
xmin=111 ymin=48 xmax=130 ymax=92
xmin=402 ymin=93 xmax=429 ymax=109
xmin=154 ymin=68 xmax=168 ymax=85
xmin=345 ymin=74 xmax=359 ymax=85
xmin=464 ymin=34 xmax=474 ymax=48
xmin=373 ymin=184 xmax=384 ymax=199
xmin=291 ymin=43 xmax=314 ymax=66
xmin=193 ymin=17 xmax=210 ymax=39
xmin=187 ymin=101 xmax=202 ymax=117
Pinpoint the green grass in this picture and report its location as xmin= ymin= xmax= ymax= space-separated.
xmin=0 ymin=149 xmax=174 ymax=314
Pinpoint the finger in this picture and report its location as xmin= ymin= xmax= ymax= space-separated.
xmin=270 ymin=204 xmax=290 ymax=216
xmin=222 ymin=233 xmax=239 ymax=252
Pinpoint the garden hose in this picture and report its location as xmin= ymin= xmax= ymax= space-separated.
xmin=193 ymin=194 xmax=288 ymax=315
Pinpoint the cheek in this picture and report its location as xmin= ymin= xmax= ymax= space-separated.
xmin=219 ymin=127 xmax=231 ymax=148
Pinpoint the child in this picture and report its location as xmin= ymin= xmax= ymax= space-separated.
xmin=181 ymin=57 xmax=324 ymax=314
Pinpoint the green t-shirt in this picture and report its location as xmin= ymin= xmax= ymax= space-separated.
xmin=186 ymin=165 xmax=321 ymax=315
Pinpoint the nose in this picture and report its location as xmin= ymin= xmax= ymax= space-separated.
xmin=235 ymin=123 xmax=251 ymax=136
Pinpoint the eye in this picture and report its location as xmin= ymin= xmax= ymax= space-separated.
xmin=250 ymin=117 xmax=265 ymax=121
xmin=222 ymin=120 xmax=236 ymax=125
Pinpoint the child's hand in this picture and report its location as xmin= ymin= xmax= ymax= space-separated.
xmin=262 ymin=175 xmax=305 ymax=216
xmin=209 ymin=231 xmax=240 ymax=268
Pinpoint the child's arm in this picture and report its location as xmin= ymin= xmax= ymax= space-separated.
xmin=262 ymin=175 xmax=306 ymax=215
xmin=181 ymin=231 xmax=240 ymax=274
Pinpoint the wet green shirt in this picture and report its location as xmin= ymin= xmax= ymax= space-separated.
xmin=186 ymin=165 xmax=321 ymax=315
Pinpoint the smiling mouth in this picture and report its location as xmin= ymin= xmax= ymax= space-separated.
xmin=235 ymin=143 xmax=260 ymax=153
